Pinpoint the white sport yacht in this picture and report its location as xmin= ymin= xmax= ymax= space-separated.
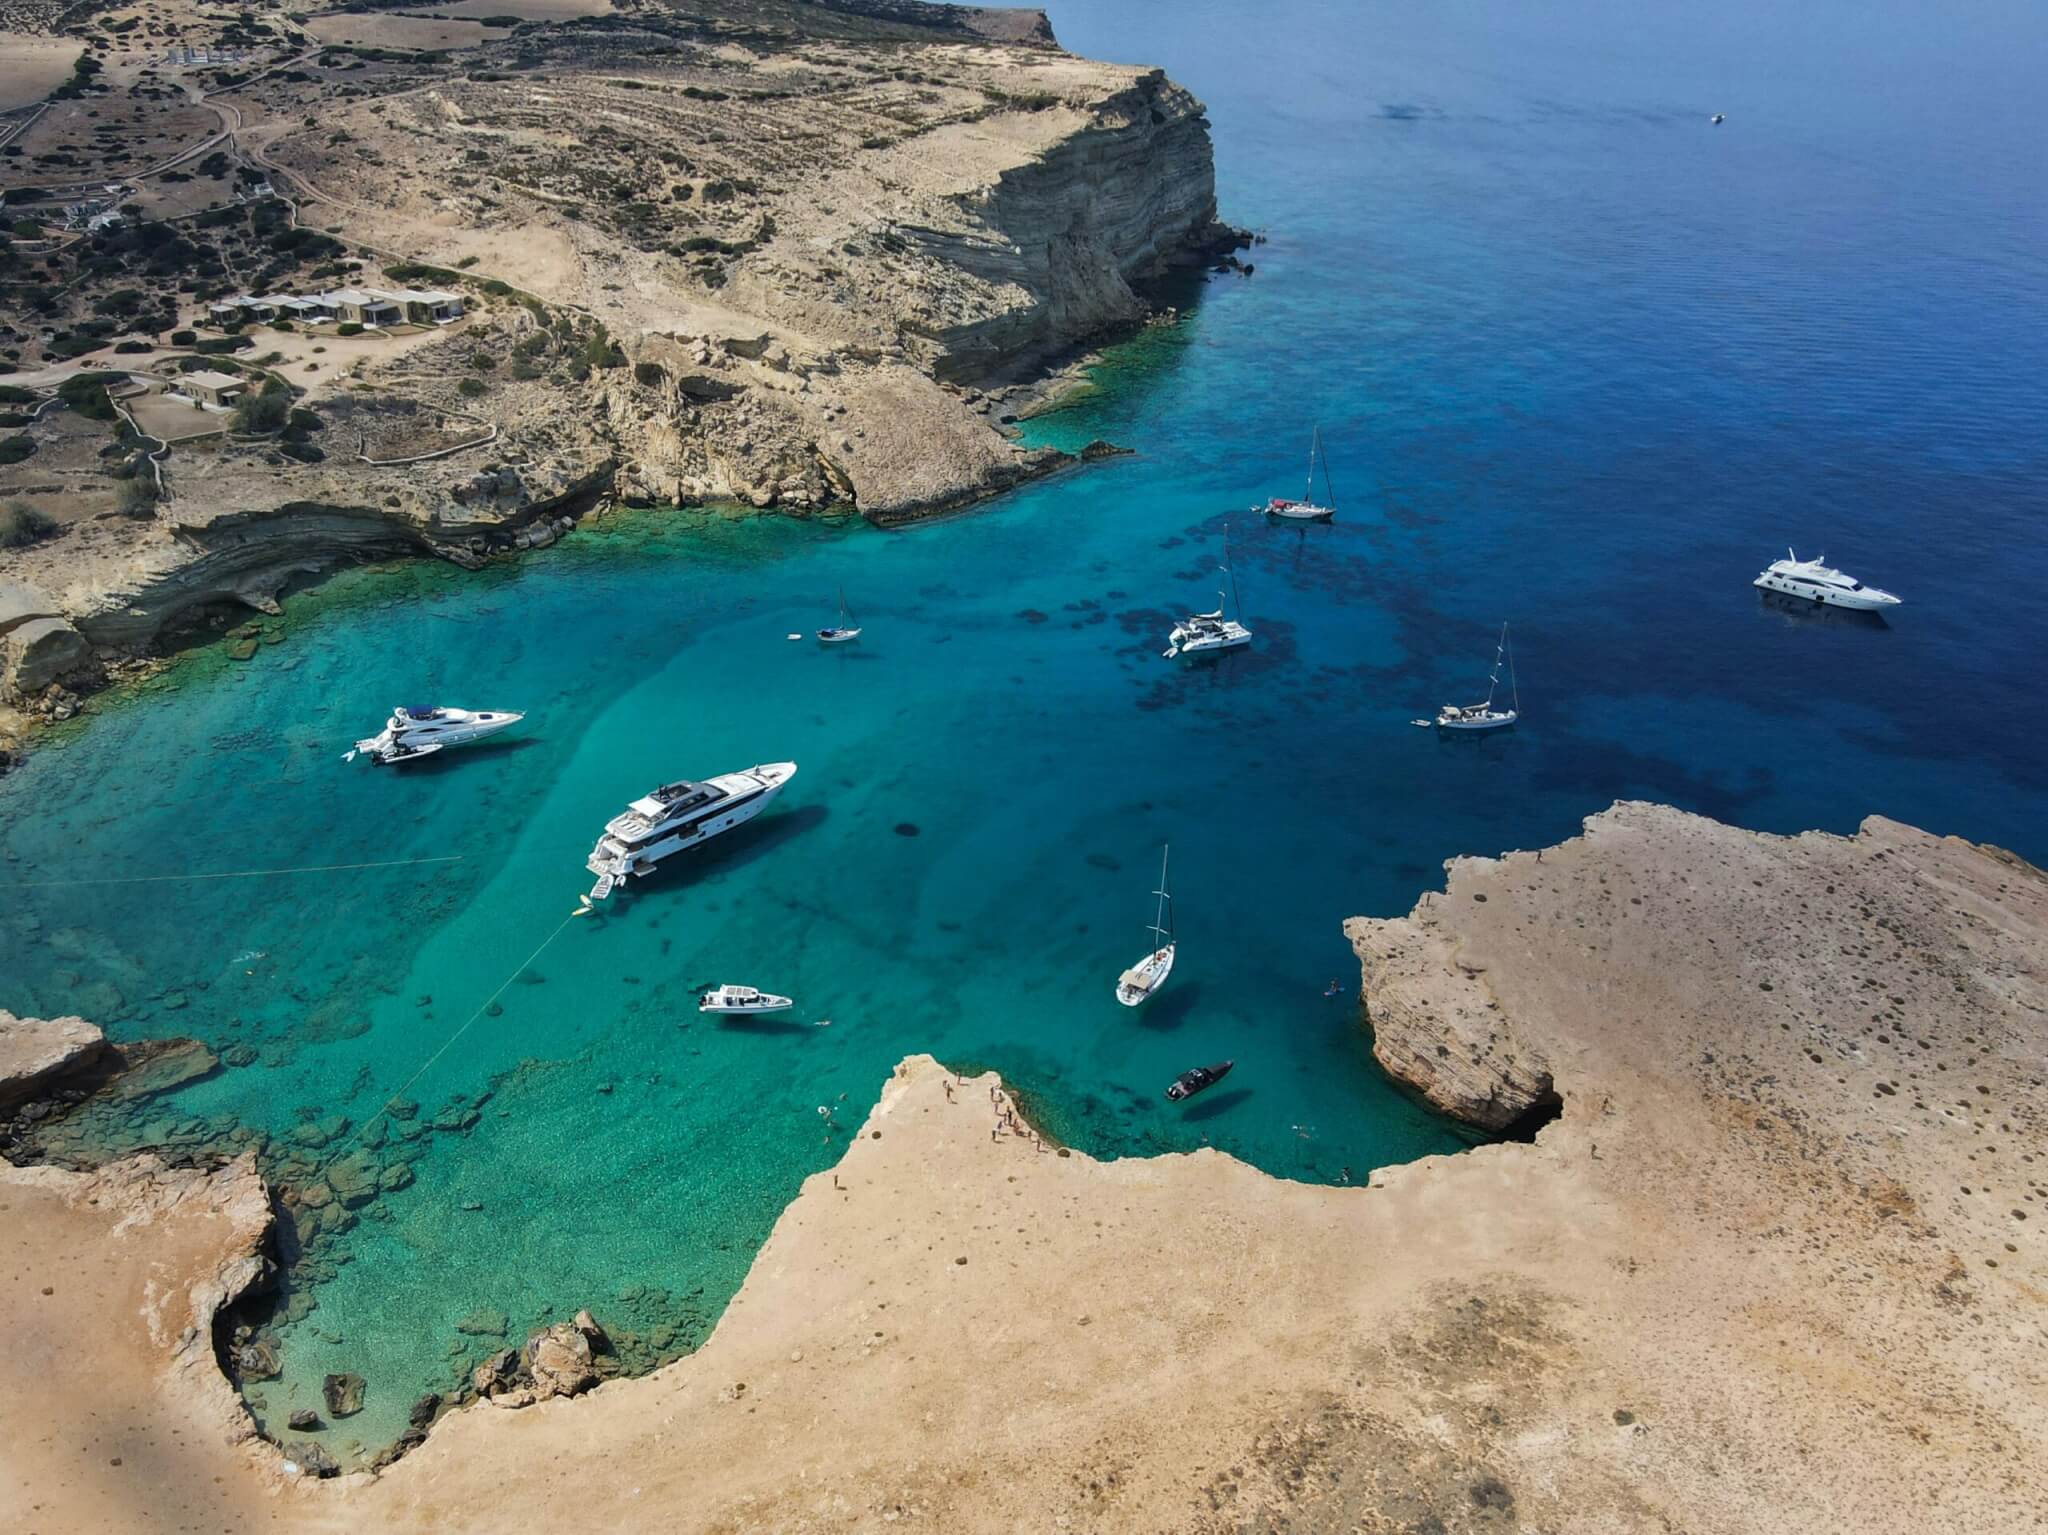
xmin=346 ymin=705 xmax=523 ymax=764
xmin=698 ymin=984 xmax=793 ymax=1014
xmin=1753 ymin=551 xmax=1901 ymax=611
xmin=581 ymin=762 xmax=797 ymax=903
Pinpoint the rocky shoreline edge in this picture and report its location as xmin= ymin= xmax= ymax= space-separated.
xmin=5 ymin=802 xmax=2039 ymax=1531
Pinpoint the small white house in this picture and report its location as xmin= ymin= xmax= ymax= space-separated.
xmin=170 ymin=369 xmax=247 ymax=411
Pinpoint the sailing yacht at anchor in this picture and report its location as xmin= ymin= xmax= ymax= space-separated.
xmin=1415 ymin=623 xmax=1520 ymax=731
xmin=1257 ymin=425 xmax=1336 ymax=521
xmin=1115 ymin=844 xmax=1176 ymax=1007
xmin=1165 ymin=538 xmax=1253 ymax=658
xmin=817 ymin=587 xmax=862 ymax=644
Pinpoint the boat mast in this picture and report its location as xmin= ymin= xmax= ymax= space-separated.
xmin=1483 ymin=622 xmax=1507 ymax=709
xmin=1149 ymin=844 xmax=1172 ymax=947
xmin=1305 ymin=426 xmax=1318 ymax=504
xmin=1222 ymin=531 xmax=1243 ymax=618
xmin=1318 ymin=430 xmax=1336 ymax=512
xmin=837 ymin=585 xmax=851 ymax=623
xmin=1505 ymin=624 xmax=1519 ymax=713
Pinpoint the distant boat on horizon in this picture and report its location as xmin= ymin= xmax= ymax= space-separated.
xmin=1257 ymin=425 xmax=1336 ymax=521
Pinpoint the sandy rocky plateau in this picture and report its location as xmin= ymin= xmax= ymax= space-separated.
xmin=0 ymin=0 xmax=1247 ymax=738
xmin=1 ymin=801 xmax=2043 ymax=1533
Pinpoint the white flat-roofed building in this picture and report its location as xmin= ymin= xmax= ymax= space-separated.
xmin=169 ymin=369 xmax=247 ymax=410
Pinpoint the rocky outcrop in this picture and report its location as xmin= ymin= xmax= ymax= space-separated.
xmin=0 ymin=1011 xmax=107 ymax=1112
xmin=914 ymin=71 xmax=1234 ymax=381
xmin=471 ymin=1313 xmax=609 ymax=1409
xmin=1346 ymin=892 xmax=1556 ymax=1131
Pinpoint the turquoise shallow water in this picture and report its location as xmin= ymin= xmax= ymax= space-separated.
xmin=7 ymin=0 xmax=2048 ymax=1460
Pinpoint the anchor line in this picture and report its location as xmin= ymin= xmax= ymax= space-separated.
xmin=0 ymin=854 xmax=467 ymax=889
xmin=333 ymin=910 xmax=583 ymax=1154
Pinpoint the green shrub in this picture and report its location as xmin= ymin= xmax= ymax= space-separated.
xmin=117 ymin=475 xmax=159 ymax=516
xmin=633 ymin=362 xmax=664 ymax=388
xmin=56 ymin=373 xmax=119 ymax=420
xmin=114 ymin=339 xmax=152 ymax=354
xmin=337 ymin=322 xmax=364 ymax=337
xmin=0 ymin=435 xmax=38 ymax=465
xmin=457 ymin=377 xmax=486 ymax=398
xmin=231 ymin=379 xmax=291 ymax=434
xmin=170 ymin=329 xmax=197 ymax=346
xmin=196 ymin=335 xmax=254 ymax=354
xmin=0 ymin=386 xmax=33 ymax=404
xmin=270 ymin=318 xmax=294 ymax=332
xmin=0 ymin=502 xmax=57 ymax=547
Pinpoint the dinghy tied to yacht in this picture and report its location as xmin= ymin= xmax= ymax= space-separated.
xmin=1115 ymin=844 xmax=1176 ymax=1007
xmin=1752 ymin=550 xmax=1901 ymax=610
xmin=698 ymin=984 xmax=793 ymax=1014
xmin=1165 ymin=536 xmax=1253 ymax=658
xmin=1415 ymin=622 xmax=1519 ymax=731
xmin=580 ymin=761 xmax=797 ymax=905
xmin=345 ymin=705 xmax=523 ymax=764
xmin=1257 ymin=424 xmax=1337 ymax=521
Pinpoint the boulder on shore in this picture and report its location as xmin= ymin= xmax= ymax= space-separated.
xmin=0 ymin=1011 xmax=107 ymax=1112
xmin=521 ymin=1322 xmax=597 ymax=1400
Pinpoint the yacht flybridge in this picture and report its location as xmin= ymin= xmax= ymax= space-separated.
xmin=346 ymin=705 xmax=523 ymax=764
xmin=581 ymin=762 xmax=797 ymax=904
xmin=1753 ymin=551 xmax=1901 ymax=611
xmin=1165 ymin=538 xmax=1252 ymax=658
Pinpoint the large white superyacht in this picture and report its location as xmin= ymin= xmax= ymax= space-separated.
xmin=582 ymin=762 xmax=797 ymax=904
xmin=1752 ymin=551 xmax=1901 ymax=611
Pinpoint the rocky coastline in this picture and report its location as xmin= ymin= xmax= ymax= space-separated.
xmin=0 ymin=0 xmax=1247 ymax=751
xmin=4 ymin=804 xmax=2042 ymax=1531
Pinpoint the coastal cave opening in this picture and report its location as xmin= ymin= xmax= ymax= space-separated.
xmin=1500 ymin=1086 xmax=1564 ymax=1143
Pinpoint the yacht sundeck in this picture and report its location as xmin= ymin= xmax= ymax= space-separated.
xmin=1752 ymin=551 xmax=1900 ymax=611
xmin=698 ymin=984 xmax=793 ymax=1014
xmin=582 ymin=762 xmax=797 ymax=903
xmin=347 ymin=705 xmax=523 ymax=764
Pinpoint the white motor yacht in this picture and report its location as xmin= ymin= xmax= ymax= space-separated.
xmin=582 ymin=762 xmax=797 ymax=903
xmin=1752 ymin=551 xmax=1900 ymax=610
xmin=347 ymin=705 xmax=523 ymax=764
xmin=1115 ymin=845 xmax=1176 ymax=1007
xmin=698 ymin=984 xmax=793 ymax=1014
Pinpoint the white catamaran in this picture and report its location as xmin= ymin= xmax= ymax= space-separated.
xmin=1165 ymin=539 xmax=1253 ymax=658
xmin=581 ymin=762 xmax=797 ymax=905
xmin=817 ymin=587 xmax=862 ymax=644
xmin=1257 ymin=425 xmax=1336 ymax=521
xmin=1115 ymin=845 xmax=1176 ymax=1007
xmin=1417 ymin=623 xmax=1520 ymax=731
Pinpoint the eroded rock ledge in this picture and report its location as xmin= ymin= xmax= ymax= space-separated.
xmin=6 ymin=804 xmax=2042 ymax=1533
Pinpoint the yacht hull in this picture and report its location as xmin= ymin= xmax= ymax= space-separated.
xmin=1437 ymin=709 xmax=1518 ymax=731
xmin=1751 ymin=574 xmax=1901 ymax=611
xmin=1116 ymin=945 xmax=1175 ymax=1007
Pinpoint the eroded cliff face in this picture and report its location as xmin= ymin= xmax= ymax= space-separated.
xmin=910 ymin=71 xmax=1227 ymax=379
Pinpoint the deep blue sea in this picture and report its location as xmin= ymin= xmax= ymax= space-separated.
xmin=4 ymin=0 xmax=2045 ymax=1458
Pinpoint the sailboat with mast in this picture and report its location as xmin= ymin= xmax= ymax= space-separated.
xmin=1417 ymin=622 xmax=1520 ymax=730
xmin=1115 ymin=845 xmax=1176 ymax=1007
xmin=1164 ymin=536 xmax=1253 ymax=658
xmin=1257 ymin=425 xmax=1336 ymax=521
xmin=817 ymin=587 xmax=861 ymax=645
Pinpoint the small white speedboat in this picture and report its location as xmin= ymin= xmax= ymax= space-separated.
xmin=698 ymin=984 xmax=793 ymax=1014
xmin=346 ymin=705 xmax=523 ymax=764
xmin=1752 ymin=551 xmax=1900 ymax=611
xmin=1115 ymin=845 xmax=1176 ymax=1007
